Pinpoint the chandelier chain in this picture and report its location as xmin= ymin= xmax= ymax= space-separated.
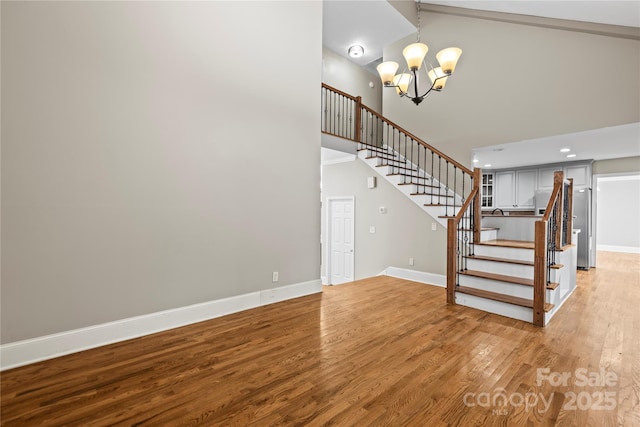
xmin=417 ymin=1 xmax=421 ymax=42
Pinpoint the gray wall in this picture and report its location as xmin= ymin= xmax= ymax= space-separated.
xmin=593 ymin=156 xmax=640 ymax=175
xmin=596 ymin=176 xmax=640 ymax=251
xmin=321 ymin=159 xmax=446 ymax=281
xmin=1 ymin=2 xmax=322 ymax=343
xmin=322 ymin=48 xmax=382 ymax=113
xmin=381 ymin=9 xmax=640 ymax=168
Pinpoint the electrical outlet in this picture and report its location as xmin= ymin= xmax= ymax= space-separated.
xmin=272 ymin=271 xmax=279 ymax=282
xmin=409 ymin=257 xmax=414 ymax=266
xmin=369 ymin=226 xmax=376 ymax=234
xmin=431 ymin=222 xmax=437 ymax=231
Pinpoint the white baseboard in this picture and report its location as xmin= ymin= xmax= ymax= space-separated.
xmin=0 ymin=279 xmax=321 ymax=371
xmin=379 ymin=267 xmax=446 ymax=287
xmin=597 ymin=245 xmax=640 ymax=254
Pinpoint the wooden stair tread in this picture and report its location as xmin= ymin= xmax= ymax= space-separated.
xmin=464 ymin=254 xmax=534 ymax=266
xmin=386 ymin=172 xmax=431 ymax=178
xmin=550 ymin=264 xmax=565 ymax=269
xmin=410 ymin=192 xmax=454 ymax=198
xmin=377 ymin=164 xmax=418 ymax=172
xmin=358 ymin=145 xmax=387 ymax=151
xmin=398 ymin=182 xmax=439 ymax=189
xmin=461 ymin=269 xmax=533 ymax=286
xmin=456 ymin=286 xmax=554 ymax=312
xmin=387 ymin=173 xmax=431 ymax=180
xmin=364 ymin=152 xmax=399 ymax=159
xmin=460 ymin=269 xmax=557 ymax=290
xmin=475 ymin=239 xmax=535 ymax=250
xmin=460 ymin=227 xmax=499 ymax=231
xmin=359 ymin=148 xmax=395 ymax=157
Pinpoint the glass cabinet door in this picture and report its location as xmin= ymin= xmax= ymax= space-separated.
xmin=481 ymin=173 xmax=494 ymax=207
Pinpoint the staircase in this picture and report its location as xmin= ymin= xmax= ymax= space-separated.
xmin=321 ymin=83 xmax=576 ymax=326
xmin=357 ymin=145 xmax=463 ymax=228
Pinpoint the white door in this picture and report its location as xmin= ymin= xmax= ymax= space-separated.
xmin=327 ymin=197 xmax=355 ymax=285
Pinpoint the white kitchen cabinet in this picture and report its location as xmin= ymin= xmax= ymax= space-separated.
xmin=538 ymin=163 xmax=591 ymax=189
xmin=481 ymin=172 xmax=494 ymax=208
xmin=538 ymin=167 xmax=561 ymax=190
xmin=496 ymin=169 xmax=537 ymax=209
xmin=565 ymin=164 xmax=590 ymax=187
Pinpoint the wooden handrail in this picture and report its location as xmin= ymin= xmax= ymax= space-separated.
xmin=322 ymin=83 xmax=360 ymax=102
xmin=321 ymin=82 xmax=473 ymax=176
xmin=359 ymin=104 xmax=473 ymax=176
xmin=541 ymin=185 xmax=562 ymax=222
xmin=454 ymin=187 xmax=479 ymax=221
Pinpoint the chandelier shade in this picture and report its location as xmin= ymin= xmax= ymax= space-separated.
xmin=402 ymin=43 xmax=429 ymax=71
xmin=428 ymin=67 xmax=448 ymax=90
xmin=376 ymin=61 xmax=399 ymax=85
xmin=393 ymin=73 xmax=411 ymax=95
xmin=436 ymin=47 xmax=462 ymax=74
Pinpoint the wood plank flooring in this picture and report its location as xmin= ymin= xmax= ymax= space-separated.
xmin=2 ymin=251 xmax=639 ymax=426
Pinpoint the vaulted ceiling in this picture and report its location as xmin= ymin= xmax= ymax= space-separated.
xmin=323 ymin=1 xmax=640 ymax=168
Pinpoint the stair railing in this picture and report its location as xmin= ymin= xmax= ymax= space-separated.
xmin=533 ymin=171 xmax=573 ymax=326
xmin=321 ymin=83 xmax=478 ymax=218
xmin=446 ymin=171 xmax=481 ymax=304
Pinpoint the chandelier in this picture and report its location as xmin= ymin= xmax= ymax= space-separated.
xmin=376 ymin=2 xmax=462 ymax=106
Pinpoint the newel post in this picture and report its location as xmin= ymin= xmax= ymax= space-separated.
xmin=472 ymin=168 xmax=482 ymax=244
xmin=355 ymin=96 xmax=362 ymax=143
xmin=533 ymin=220 xmax=547 ymax=327
xmin=554 ymin=171 xmax=564 ymax=249
xmin=446 ymin=218 xmax=457 ymax=304
xmin=566 ymin=178 xmax=574 ymax=245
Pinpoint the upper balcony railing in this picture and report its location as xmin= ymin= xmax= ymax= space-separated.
xmin=321 ymin=83 xmax=476 ymax=218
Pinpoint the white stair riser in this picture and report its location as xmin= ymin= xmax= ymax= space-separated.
xmin=465 ymin=259 xmax=533 ymax=279
xmin=480 ymin=229 xmax=498 ymax=241
xmin=457 ymin=275 xmax=556 ymax=301
xmin=458 ymin=275 xmax=532 ymax=299
xmin=453 ymin=229 xmax=498 ymax=245
xmin=464 ymin=257 xmax=561 ymax=282
xmin=455 ymin=293 xmax=533 ymax=323
xmin=474 ymin=245 xmax=534 ymax=262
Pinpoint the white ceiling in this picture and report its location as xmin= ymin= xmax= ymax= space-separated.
xmin=423 ymin=1 xmax=640 ymax=28
xmin=322 ymin=1 xmax=640 ymax=168
xmin=322 ymin=0 xmax=415 ymax=71
xmin=322 ymin=1 xmax=640 ymax=68
xmin=472 ymin=122 xmax=640 ymax=170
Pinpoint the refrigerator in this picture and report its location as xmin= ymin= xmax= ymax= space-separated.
xmin=573 ymin=188 xmax=592 ymax=270
xmin=534 ymin=188 xmax=592 ymax=270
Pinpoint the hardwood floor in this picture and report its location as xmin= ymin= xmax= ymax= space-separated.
xmin=2 ymin=252 xmax=639 ymax=426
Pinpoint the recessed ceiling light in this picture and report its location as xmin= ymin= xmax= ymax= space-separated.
xmin=566 ymin=154 xmax=577 ymax=158
xmin=348 ymin=45 xmax=364 ymax=58
xmin=473 ymin=159 xmax=479 ymax=163
xmin=484 ymin=164 xmax=492 ymax=168
xmin=560 ymin=148 xmax=571 ymax=153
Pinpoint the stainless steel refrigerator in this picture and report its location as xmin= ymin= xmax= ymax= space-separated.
xmin=534 ymin=188 xmax=592 ymax=270
xmin=573 ymin=188 xmax=592 ymax=269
